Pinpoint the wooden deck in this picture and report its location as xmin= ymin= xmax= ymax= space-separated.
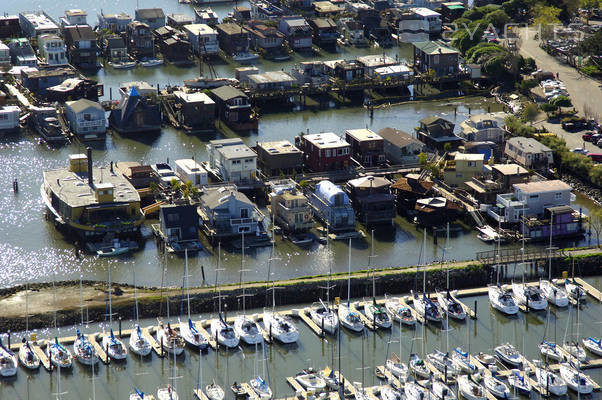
xmin=89 ymin=333 xmax=110 ymax=364
xmin=141 ymin=327 xmax=164 ymax=357
xmin=286 ymin=376 xmax=307 ymax=396
xmin=375 ymin=365 xmax=402 ymax=389
xmin=297 ymin=308 xmax=326 ymax=338
xmin=574 ymin=278 xmax=602 ymax=302
xmin=240 ymin=382 xmax=259 ymax=400
xmin=32 ymin=341 xmax=52 ymax=372
xmin=193 ymin=387 xmax=209 ymax=400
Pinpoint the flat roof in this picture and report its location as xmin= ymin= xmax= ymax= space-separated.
xmin=65 ymin=9 xmax=87 ymax=16
xmin=217 ymin=22 xmax=246 ymax=35
xmin=513 ymin=180 xmax=572 ymax=194
xmin=20 ymin=12 xmax=59 ymax=30
xmin=492 ymin=163 xmax=528 ymax=176
xmin=412 ymin=7 xmax=441 ymax=17
xmin=304 ymin=132 xmax=349 ymax=149
xmin=175 ymin=159 xmax=207 ymax=173
xmin=455 ymin=153 xmax=484 ymax=161
xmin=356 ymin=54 xmax=398 ymax=67
xmin=218 ymin=144 xmax=256 ymax=160
xmin=183 ymin=23 xmax=216 ymax=35
xmin=345 ymin=128 xmax=382 ymax=142
xmin=258 ymin=140 xmax=302 ymax=155
xmin=174 ymin=91 xmax=215 ymax=104
xmin=248 ymin=71 xmax=296 ymax=84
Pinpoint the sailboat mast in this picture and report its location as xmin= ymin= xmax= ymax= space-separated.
xmin=79 ymin=275 xmax=84 ymax=327
xmin=446 ymin=222 xmax=450 ymax=289
xmin=371 ymin=230 xmax=375 ymax=300
xmin=347 ymin=238 xmax=351 ymax=306
xmin=422 ymin=229 xmax=426 ymax=294
xmin=217 ymin=242 xmax=222 ymax=315
xmin=53 ymin=267 xmax=57 ymax=330
xmin=108 ymin=266 xmax=112 ymax=325
xmin=26 ymin=281 xmax=29 ymax=334
xmin=242 ymin=232 xmax=245 ymax=314
xmin=521 ymin=202 xmax=526 ymax=284
xmin=548 ymin=211 xmax=553 ymax=281
xmin=134 ymin=269 xmax=139 ymax=324
xmin=186 ymin=249 xmax=191 ymax=320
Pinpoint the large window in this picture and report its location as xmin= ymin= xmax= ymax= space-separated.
xmin=240 ymin=208 xmax=249 ymax=218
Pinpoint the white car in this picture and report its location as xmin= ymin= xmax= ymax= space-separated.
xmin=570 ymin=148 xmax=588 ymax=155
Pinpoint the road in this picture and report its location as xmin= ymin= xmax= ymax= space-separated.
xmin=518 ymin=28 xmax=602 ymax=152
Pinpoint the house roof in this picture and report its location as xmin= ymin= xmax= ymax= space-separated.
xmin=412 ymin=7 xmax=441 ymax=17
xmin=506 ymin=137 xmax=552 ymax=154
xmin=211 ymin=85 xmax=247 ymax=101
xmin=413 ymin=40 xmax=459 ymax=55
xmin=513 ymin=180 xmax=571 ymax=194
xmin=167 ymin=13 xmax=193 ymax=24
xmin=357 ymin=54 xmax=398 ymax=68
xmin=160 ymin=204 xmax=198 ymax=230
xmin=345 ymin=128 xmax=382 ymax=142
xmin=248 ymin=71 xmax=296 ymax=85
xmin=304 ymin=132 xmax=349 ymax=149
xmin=311 ymin=18 xmax=337 ymax=29
xmin=64 ymin=25 xmax=96 ymax=41
xmin=546 ymin=205 xmax=574 ymax=214
xmin=105 ymin=35 xmax=125 ymax=48
xmin=492 ymin=163 xmax=528 ymax=176
xmin=455 ymin=153 xmax=484 ymax=161
xmin=183 ymin=23 xmax=216 ymax=35
xmin=391 ymin=176 xmax=434 ymax=194
xmin=218 ymin=144 xmax=256 ymax=160
xmin=217 ymin=22 xmax=246 ymax=35
xmin=174 ymin=91 xmax=214 ymax=104
xmin=201 ymin=186 xmax=253 ymax=210
xmin=258 ymin=140 xmax=302 ymax=155
xmin=378 ymin=127 xmax=422 ymax=148
xmin=347 ymin=176 xmax=391 ymax=189
xmin=136 ymin=8 xmax=165 ymax=19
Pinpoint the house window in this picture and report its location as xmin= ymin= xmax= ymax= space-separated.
xmin=325 ymin=149 xmax=331 ymax=157
xmin=84 ymin=114 xmax=91 ymax=121
xmin=555 ymin=192 xmax=562 ymax=200
xmin=240 ymin=208 xmax=249 ymax=218
xmin=468 ymin=161 xmax=476 ymax=167
xmin=529 ymin=194 xmax=539 ymax=199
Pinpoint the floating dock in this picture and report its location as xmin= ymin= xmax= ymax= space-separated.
xmin=193 ymin=387 xmax=209 ymax=400
xmin=375 ymin=365 xmax=402 ymax=389
xmin=286 ymin=376 xmax=306 ymax=396
xmin=141 ymin=327 xmax=163 ymax=357
xmin=348 ymin=301 xmax=376 ymax=331
xmin=398 ymin=296 xmax=425 ymax=325
xmin=297 ymin=308 xmax=326 ymax=338
xmin=32 ymin=341 xmax=53 ymax=372
xmin=89 ymin=333 xmax=110 ymax=364
xmin=447 ymin=291 xmax=477 ymax=319
xmin=240 ymin=382 xmax=259 ymax=400
xmin=574 ymin=278 xmax=602 ymax=302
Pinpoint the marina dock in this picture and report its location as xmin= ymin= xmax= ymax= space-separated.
xmin=398 ymin=296 xmax=425 ymax=325
xmin=574 ymin=278 xmax=602 ymax=302
xmin=448 ymin=292 xmax=477 ymax=319
xmin=193 ymin=387 xmax=209 ymax=400
xmin=141 ymin=327 xmax=164 ymax=357
xmin=297 ymin=308 xmax=326 ymax=338
xmin=89 ymin=333 xmax=110 ymax=364
xmin=348 ymin=301 xmax=376 ymax=331
xmin=32 ymin=341 xmax=52 ymax=372
xmin=240 ymin=383 xmax=259 ymax=400
xmin=375 ymin=365 xmax=403 ymax=389
xmin=286 ymin=376 xmax=306 ymax=396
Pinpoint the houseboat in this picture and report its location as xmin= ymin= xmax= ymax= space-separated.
xmin=267 ymin=179 xmax=314 ymax=244
xmin=309 ymin=180 xmax=361 ymax=239
xmin=345 ymin=176 xmax=396 ymax=226
xmin=109 ymin=84 xmax=161 ymax=134
xmin=152 ymin=204 xmax=203 ymax=253
xmin=28 ymin=106 xmax=69 ymax=144
xmin=0 ymin=105 xmax=20 ymax=135
xmin=41 ymin=149 xmax=144 ymax=242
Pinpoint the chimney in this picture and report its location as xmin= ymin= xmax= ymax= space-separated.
xmin=87 ymin=147 xmax=93 ymax=186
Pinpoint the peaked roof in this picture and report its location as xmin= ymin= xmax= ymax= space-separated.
xmin=413 ymin=40 xmax=459 ymax=55
xmin=211 ymin=85 xmax=247 ymax=101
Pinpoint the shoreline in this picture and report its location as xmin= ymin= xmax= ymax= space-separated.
xmin=0 ymin=247 xmax=600 ymax=333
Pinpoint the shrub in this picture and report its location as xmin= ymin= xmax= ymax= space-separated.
xmin=540 ymin=102 xmax=558 ymax=112
xmin=549 ymin=95 xmax=572 ymax=108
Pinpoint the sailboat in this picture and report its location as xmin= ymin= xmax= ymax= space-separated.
xmin=295 ymin=367 xmax=327 ymax=392
xmin=194 ymin=347 xmax=224 ymax=400
xmin=409 ymin=353 xmax=430 ymax=379
xmin=18 ymin=281 xmax=40 ymax=370
xmin=250 ymin=342 xmax=273 ymax=399
xmin=309 ymin=240 xmax=338 ymax=334
xmin=129 ymin=268 xmax=152 ymax=357
xmin=385 ymin=316 xmax=408 ymax=382
xmin=384 ymin=295 xmax=416 ymax=326
xmin=458 ymin=375 xmax=486 ymax=400
xmin=102 ymin=266 xmax=128 ymax=360
xmin=564 ymin=278 xmax=587 ymax=302
xmin=233 ymin=237 xmax=263 ymax=345
xmin=210 ymin=246 xmax=240 ymax=348
xmin=533 ymin=361 xmax=566 ymax=396
xmin=157 ymin=255 xmax=185 ymax=356
xmin=157 ymin=344 xmax=180 ymax=400
xmin=412 ymin=230 xmax=442 ymax=323
xmin=436 ymin=224 xmax=466 ymax=320
xmin=404 ymin=381 xmax=433 ymax=400
xmin=494 ymin=343 xmax=522 ymax=367
xmin=453 ymin=318 xmax=475 ymax=373
xmin=0 ymin=337 xmax=17 ymax=377
xmin=73 ymin=275 xmax=99 ymax=366
xmin=431 ymin=379 xmax=455 ymax=400
xmin=562 ymin=304 xmax=587 ymax=362
xmin=426 ymin=349 xmax=459 ymax=379
xmin=512 ymin=221 xmax=547 ymax=311
xmin=363 ymin=231 xmax=391 ymax=329
xmin=488 ymin=220 xmax=518 ymax=315
xmin=338 ymin=239 xmax=364 ymax=332
xmin=539 ymin=309 xmax=564 ymax=362
xmin=506 ymin=369 xmax=531 ymax=396
xmin=539 ymin=223 xmax=569 ymax=306
xmin=582 ymin=336 xmax=602 ymax=356
xmin=559 ymin=362 xmax=594 ymax=394
xmin=47 ymin=269 xmax=73 ymax=369
xmin=263 ymin=270 xmax=299 ymax=344
xmin=131 ymin=387 xmax=157 ymax=400
xmin=483 ymin=374 xmax=510 ymax=399
xmin=179 ymin=250 xmax=209 ymax=350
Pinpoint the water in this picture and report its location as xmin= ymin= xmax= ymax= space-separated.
xmin=1 ymin=277 xmax=601 ymax=399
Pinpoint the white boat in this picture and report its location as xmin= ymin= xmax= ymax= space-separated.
xmin=582 ymin=337 xmax=602 ymax=356
xmin=97 ymin=238 xmax=137 ymax=256
xmin=458 ymin=375 xmax=486 ymax=400
xmin=475 ymin=352 xmax=496 ymax=367
xmin=539 ymin=341 xmax=564 ymax=362
xmin=233 ymin=315 xmax=263 ymax=345
xmin=476 ymin=225 xmax=501 ymax=243
xmin=309 ymin=301 xmax=339 ymax=335
xmin=427 ymin=349 xmax=459 ymax=378
xmin=494 ymin=343 xmax=523 ymax=367
xmin=102 ymin=329 xmax=128 ymax=360
xmin=534 ymin=363 xmax=567 ymax=396
xmin=184 ymin=77 xmax=238 ymax=89
xmin=157 ymin=385 xmax=179 ymax=400
xmin=488 ymin=285 xmax=519 ymax=315
xmin=363 ymin=299 xmax=392 ymax=329
xmin=295 ymin=368 xmax=327 ymax=392
xmin=381 ymin=385 xmax=401 ymax=400
xmin=432 ymin=379 xmax=456 ymax=400
xmin=559 ymin=363 xmax=594 ymax=394
xmin=452 ymin=348 xmax=476 ymax=373
xmin=0 ymin=339 xmax=17 ymax=377
xmin=47 ymin=338 xmax=73 ymax=368
xmin=205 ymin=382 xmax=225 ymax=400
xmin=436 ymin=290 xmax=466 ymax=320
xmin=409 ymin=354 xmax=430 ymax=379
xmin=130 ymin=324 xmax=152 ymax=357
xmin=412 ymin=291 xmax=443 ymax=322
xmin=385 ymin=353 xmax=408 ymax=381
xmin=320 ymin=367 xmax=340 ymax=390
xmin=539 ymin=280 xmax=569 ymax=307
xmin=18 ymin=339 xmax=40 ymax=370
xmin=483 ymin=375 xmax=510 ymax=398
xmin=338 ymin=303 xmax=364 ymax=332
xmin=250 ymin=376 xmax=272 ymax=399
xmin=131 ymin=387 xmax=157 ymax=399
xmin=506 ymin=370 xmax=531 ymax=396
xmin=384 ymin=298 xmax=416 ymax=325
xmin=405 ymin=381 xmax=433 ymax=400
xmin=73 ymin=330 xmax=99 ymax=366
xmin=511 ymin=282 xmax=547 ymax=310
xmin=156 ymin=323 xmax=185 ymax=356
xmin=109 ymin=61 xmax=137 ymax=69
xmin=263 ymin=311 xmax=299 ymax=344
xmin=140 ymin=58 xmax=164 ymax=67
xmin=179 ymin=318 xmax=209 ymax=349
xmin=562 ymin=341 xmax=586 ymax=362
xmin=233 ymin=52 xmax=259 ymax=63
xmin=563 ymin=279 xmax=586 ymax=302
xmin=210 ymin=316 xmax=240 ymax=348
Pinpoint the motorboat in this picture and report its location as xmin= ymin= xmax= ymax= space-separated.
xmin=385 ymin=353 xmax=409 ymax=382
xmin=179 ymin=318 xmax=209 ymax=349
xmin=562 ymin=341 xmax=586 ymax=362
xmin=96 ymin=238 xmax=138 ymax=257
xmin=559 ymin=363 xmax=594 ymax=394
xmin=210 ymin=316 xmax=240 ymax=348
xmin=102 ymin=329 xmax=127 ymax=360
xmin=452 ymin=348 xmax=476 ymax=373
xmin=363 ymin=299 xmax=392 ymax=329
xmin=233 ymin=315 xmax=263 ymax=345
xmin=534 ymin=363 xmax=567 ymax=396
xmin=409 ymin=354 xmax=430 ymax=379
xmin=427 ymin=350 xmax=459 ymax=379
xmin=381 ymin=385 xmax=401 ymax=400
xmin=412 ymin=291 xmax=443 ymax=322
xmin=309 ymin=301 xmax=339 ymax=335
xmin=511 ymin=282 xmax=548 ymax=310
xmin=156 ymin=323 xmax=185 ymax=356
xmin=582 ymin=337 xmax=602 ymax=356
xmin=129 ymin=324 xmax=152 ymax=356
xmin=506 ymin=370 xmax=531 ymax=396
xmin=458 ymin=375 xmax=486 ymax=400
xmin=157 ymin=385 xmax=179 ymax=400
xmin=47 ymin=337 xmax=73 ymax=368
xmin=131 ymin=387 xmax=157 ymax=400
xmin=539 ymin=341 xmax=564 ymax=362
xmin=384 ymin=298 xmax=416 ymax=326
xmin=233 ymin=52 xmax=260 ymax=63
xmin=205 ymin=382 xmax=225 ymax=400
xmin=109 ymin=61 xmax=137 ymax=69
xmin=184 ymin=77 xmax=238 ymax=89
xmin=539 ymin=280 xmax=569 ymax=307
xmin=494 ymin=343 xmax=523 ymax=367
xmin=476 ymin=225 xmax=501 ymax=243
xmin=563 ymin=279 xmax=587 ymax=302
xmin=488 ymin=285 xmax=519 ymax=315
xmin=18 ymin=339 xmax=40 ymax=370
xmin=73 ymin=330 xmax=99 ymax=366
xmin=0 ymin=339 xmax=17 ymax=377
xmin=250 ymin=376 xmax=272 ymax=399
xmin=475 ymin=352 xmax=496 ymax=367
xmin=483 ymin=375 xmax=510 ymax=398
xmin=140 ymin=58 xmax=164 ymax=67
xmin=436 ymin=290 xmax=466 ymax=320
xmin=338 ymin=303 xmax=364 ymax=332
xmin=432 ymin=379 xmax=456 ymax=400
xmin=295 ymin=368 xmax=327 ymax=392
xmin=320 ymin=367 xmax=340 ymax=390
xmin=231 ymin=382 xmax=246 ymax=397
xmin=262 ymin=311 xmax=299 ymax=344
xmin=405 ymin=381 xmax=433 ymax=400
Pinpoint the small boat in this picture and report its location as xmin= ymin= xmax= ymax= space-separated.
xmin=233 ymin=52 xmax=259 ymax=63
xmin=384 ymin=298 xmax=417 ymax=326
xmin=179 ymin=318 xmax=209 ymax=349
xmin=511 ymin=282 xmax=548 ymax=310
xmin=563 ymin=279 xmax=586 ymax=302
xmin=140 ymin=58 xmax=164 ymax=67
xmin=156 ymin=323 xmax=185 ymax=356
xmin=288 ymin=232 xmax=313 ymax=245
xmin=427 ymin=349 xmax=459 ymax=379
xmin=506 ymin=370 xmax=531 ymax=396
xmin=295 ymin=368 xmax=327 ymax=392
xmin=458 ymin=375 xmax=486 ymax=400
xmin=405 ymin=381 xmax=433 ymax=400
xmin=309 ymin=300 xmax=339 ymax=335
xmin=409 ymin=354 xmax=430 ymax=379
xmin=488 ymin=285 xmax=519 ymax=315
xmin=129 ymin=324 xmax=152 ymax=356
xmin=562 ymin=341 xmax=586 ymax=362
xmin=205 ymin=382 xmax=225 ymax=400
xmin=73 ymin=330 xmax=99 ymax=366
xmin=47 ymin=337 xmax=73 ymax=368
xmin=452 ymin=348 xmax=476 ymax=373
xmin=0 ymin=338 xmax=17 ymax=377
xmin=412 ymin=291 xmax=443 ymax=323
xmin=231 ymin=382 xmax=246 ymax=397
xmin=233 ymin=315 xmax=263 ymax=345
xmin=131 ymin=387 xmax=157 ymax=400
xmin=476 ymin=225 xmax=501 ymax=243
xmin=436 ymin=290 xmax=467 ymax=320
xmin=483 ymin=375 xmax=510 ymax=399
xmin=184 ymin=77 xmax=238 ymax=89
xmin=534 ymin=362 xmax=567 ymax=396
xmin=494 ymin=343 xmax=523 ymax=367
xmin=338 ymin=303 xmax=364 ymax=332
xmin=559 ymin=363 xmax=594 ymax=394
xmin=363 ymin=299 xmax=392 ymax=329
xmin=432 ymin=379 xmax=456 ymax=400
xmin=381 ymin=385 xmax=401 ymax=400
xmin=157 ymin=385 xmax=179 ymax=400
xmin=320 ymin=366 xmax=340 ymax=390
xmin=102 ymin=329 xmax=128 ymax=360
xmin=475 ymin=352 xmax=496 ymax=367
xmin=250 ymin=376 xmax=272 ymax=399
xmin=109 ymin=61 xmax=137 ymax=69
xmin=385 ymin=353 xmax=408 ymax=381
xmin=262 ymin=311 xmax=299 ymax=344
xmin=582 ymin=337 xmax=602 ymax=356
xmin=539 ymin=341 xmax=564 ymax=362
xmin=18 ymin=339 xmax=40 ymax=370
xmin=97 ymin=239 xmax=138 ymax=257
xmin=210 ymin=316 xmax=240 ymax=348
xmin=539 ymin=280 xmax=569 ymax=307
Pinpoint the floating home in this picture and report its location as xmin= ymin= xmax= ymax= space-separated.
xmin=28 ymin=106 xmax=69 ymax=144
xmin=209 ymin=85 xmax=257 ymax=131
xmin=268 ymin=179 xmax=314 ymax=234
xmin=41 ymin=150 xmax=144 ymax=241
xmin=205 ymin=138 xmax=259 ymax=185
xmin=64 ymin=98 xmax=106 ymax=141
xmin=174 ymin=159 xmax=209 ymax=187
xmin=345 ymin=176 xmax=396 ymax=226
xmin=109 ymin=85 xmax=162 ymax=134
xmin=309 ymin=180 xmax=356 ymax=233
xmin=344 ymin=128 xmax=385 ymax=167
xmin=0 ymin=106 xmax=21 ymax=136
xmin=256 ymin=140 xmax=303 ymax=177
xmin=153 ymin=204 xmax=203 ymax=253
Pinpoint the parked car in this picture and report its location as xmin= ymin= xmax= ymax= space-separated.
xmin=570 ymin=148 xmax=588 ymax=155
xmin=582 ymin=132 xmax=593 ymax=141
xmin=597 ymin=138 xmax=602 ymax=147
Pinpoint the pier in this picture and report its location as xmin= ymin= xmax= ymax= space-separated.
xmin=375 ymin=365 xmax=403 ymax=389
xmin=32 ymin=341 xmax=52 ymax=371
xmin=89 ymin=333 xmax=110 ymax=364
xmin=297 ymin=308 xmax=326 ymax=338
xmin=574 ymin=278 xmax=602 ymax=302
xmin=142 ymin=327 xmax=164 ymax=357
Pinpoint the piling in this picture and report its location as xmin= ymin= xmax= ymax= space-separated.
xmin=201 ymin=265 xmax=206 ymax=285
xmin=119 ymin=318 xmax=122 ymax=337
xmin=12 ymin=179 xmax=18 ymax=193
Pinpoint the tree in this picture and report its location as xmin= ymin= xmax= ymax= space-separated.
xmin=484 ymin=9 xmax=511 ymax=31
xmin=589 ymin=209 xmax=602 ymax=247
xmin=452 ymin=22 xmax=486 ymax=54
xmin=580 ymin=0 xmax=601 ymax=23
xmin=418 ymin=152 xmax=428 ymax=166
xmin=521 ymin=103 xmax=539 ymax=125
xmin=444 ymin=142 xmax=452 ymax=153
xmin=549 ymin=95 xmax=572 ymax=108
xmin=532 ymin=4 xmax=562 ymax=39
xmin=170 ymin=178 xmax=181 ymax=192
